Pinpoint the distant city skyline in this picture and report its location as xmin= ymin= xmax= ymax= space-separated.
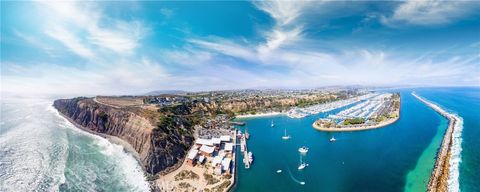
xmin=1 ymin=1 xmax=479 ymax=96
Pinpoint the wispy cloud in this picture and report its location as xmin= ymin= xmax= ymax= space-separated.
xmin=40 ymin=1 xmax=148 ymax=56
xmin=45 ymin=26 xmax=95 ymax=59
xmin=381 ymin=0 xmax=479 ymax=26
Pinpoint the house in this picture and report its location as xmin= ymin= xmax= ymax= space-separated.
xmin=199 ymin=145 xmax=215 ymax=157
xmin=186 ymin=149 xmax=198 ymax=166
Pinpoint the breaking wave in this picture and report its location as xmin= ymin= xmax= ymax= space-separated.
xmin=448 ymin=114 xmax=463 ymax=192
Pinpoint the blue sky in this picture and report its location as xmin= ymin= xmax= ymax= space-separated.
xmin=1 ymin=1 xmax=479 ymax=95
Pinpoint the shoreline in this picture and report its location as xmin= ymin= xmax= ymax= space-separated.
xmin=412 ymin=92 xmax=457 ymax=192
xmin=55 ymin=110 xmax=144 ymax=165
xmin=312 ymin=115 xmax=400 ymax=132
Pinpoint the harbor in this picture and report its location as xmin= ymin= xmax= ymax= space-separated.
xmin=233 ymin=91 xmax=450 ymax=191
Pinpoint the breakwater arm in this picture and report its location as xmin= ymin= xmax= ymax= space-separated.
xmin=411 ymin=92 xmax=456 ymax=192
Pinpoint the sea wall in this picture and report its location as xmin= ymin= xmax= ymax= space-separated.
xmin=53 ymin=98 xmax=194 ymax=175
xmin=412 ymin=92 xmax=456 ymax=192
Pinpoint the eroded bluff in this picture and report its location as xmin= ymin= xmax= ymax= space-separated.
xmin=53 ymin=97 xmax=195 ymax=174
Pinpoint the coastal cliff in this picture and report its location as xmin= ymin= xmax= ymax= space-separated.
xmin=53 ymin=97 xmax=195 ymax=175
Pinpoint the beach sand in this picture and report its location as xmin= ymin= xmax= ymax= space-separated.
xmin=235 ymin=112 xmax=283 ymax=119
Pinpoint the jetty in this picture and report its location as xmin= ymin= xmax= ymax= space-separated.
xmin=412 ymin=92 xmax=457 ymax=192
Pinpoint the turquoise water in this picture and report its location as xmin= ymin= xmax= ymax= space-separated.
xmin=0 ymin=98 xmax=149 ymax=191
xmin=234 ymin=88 xmax=479 ymax=192
xmin=414 ymin=87 xmax=480 ymax=192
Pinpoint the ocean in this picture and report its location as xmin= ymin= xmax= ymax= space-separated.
xmin=233 ymin=87 xmax=479 ymax=192
xmin=0 ymin=98 xmax=149 ymax=192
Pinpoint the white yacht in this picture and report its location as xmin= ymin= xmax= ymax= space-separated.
xmin=298 ymin=146 xmax=309 ymax=153
xmin=298 ymin=155 xmax=309 ymax=170
xmin=330 ymin=136 xmax=336 ymax=142
xmin=282 ymin=127 xmax=290 ymax=140
xmin=248 ymin=152 xmax=253 ymax=164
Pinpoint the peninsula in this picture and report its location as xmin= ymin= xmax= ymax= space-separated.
xmin=312 ymin=93 xmax=400 ymax=132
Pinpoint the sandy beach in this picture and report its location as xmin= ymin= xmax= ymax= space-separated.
xmin=235 ymin=111 xmax=283 ymax=118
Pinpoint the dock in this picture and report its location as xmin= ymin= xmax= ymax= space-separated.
xmin=240 ymin=133 xmax=251 ymax=169
xmin=230 ymin=121 xmax=246 ymax=126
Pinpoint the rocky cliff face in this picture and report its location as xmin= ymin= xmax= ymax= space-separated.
xmin=53 ymin=98 xmax=194 ymax=175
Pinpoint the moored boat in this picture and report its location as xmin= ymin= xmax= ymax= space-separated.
xmin=298 ymin=146 xmax=309 ymax=153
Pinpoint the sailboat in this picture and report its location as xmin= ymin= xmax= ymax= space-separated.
xmin=245 ymin=128 xmax=250 ymax=140
xmin=282 ymin=127 xmax=290 ymax=140
xmin=271 ymin=120 xmax=275 ymax=127
xmin=298 ymin=154 xmax=309 ymax=170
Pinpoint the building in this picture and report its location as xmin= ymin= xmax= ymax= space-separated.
xmin=212 ymin=138 xmax=221 ymax=147
xmin=224 ymin=143 xmax=233 ymax=153
xmin=186 ymin=149 xmax=198 ymax=166
xmin=221 ymin=158 xmax=232 ymax=174
xmin=220 ymin=135 xmax=231 ymax=142
xmin=199 ymin=145 xmax=215 ymax=157
xmin=196 ymin=138 xmax=213 ymax=147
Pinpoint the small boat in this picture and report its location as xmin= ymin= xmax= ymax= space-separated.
xmin=298 ymin=154 xmax=309 ymax=170
xmin=300 ymin=181 xmax=306 ymax=185
xmin=248 ymin=152 xmax=253 ymax=164
xmin=237 ymin=130 xmax=242 ymax=138
xmin=271 ymin=120 xmax=275 ymax=127
xmin=245 ymin=128 xmax=250 ymax=140
xmin=282 ymin=127 xmax=290 ymax=140
xmin=298 ymin=163 xmax=308 ymax=170
xmin=330 ymin=136 xmax=336 ymax=142
xmin=298 ymin=146 xmax=309 ymax=153
xmin=276 ymin=169 xmax=282 ymax=173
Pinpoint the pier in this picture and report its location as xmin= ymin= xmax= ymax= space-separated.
xmin=240 ymin=133 xmax=251 ymax=169
xmin=412 ymin=92 xmax=457 ymax=192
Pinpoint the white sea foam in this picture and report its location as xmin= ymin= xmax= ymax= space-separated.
xmin=448 ymin=115 xmax=463 ymax=192
xmin=95 ymin=138 xmax=150 ymax=192
xmin=49 ymin=104 xmax=150 ymax=191
xmin=412 ymin=92 xmax=463 ymax=192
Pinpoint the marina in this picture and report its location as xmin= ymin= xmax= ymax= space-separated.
xmin=233 ymin=91 xmax=451 ymax=191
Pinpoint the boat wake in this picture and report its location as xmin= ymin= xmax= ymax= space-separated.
xmin=286 ymin=167 xmax=305 ymax=185
xmin=448 ymin=114 xmax=463 ymax=192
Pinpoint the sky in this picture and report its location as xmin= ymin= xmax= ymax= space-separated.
xmin=1 ymin=1 xmax=479 ymax=96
